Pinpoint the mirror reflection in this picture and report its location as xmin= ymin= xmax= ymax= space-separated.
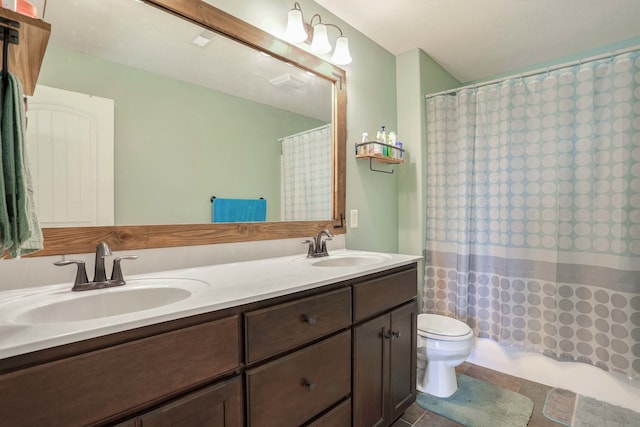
xmin=26 ymin=0 xmax=333 ymax=227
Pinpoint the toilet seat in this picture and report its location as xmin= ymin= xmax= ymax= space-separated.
xmin=417 ymin=314 xmax=473 ymax=341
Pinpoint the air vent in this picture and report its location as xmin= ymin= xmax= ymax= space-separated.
xmin=268 ymin=73 xmax=307 ymax=89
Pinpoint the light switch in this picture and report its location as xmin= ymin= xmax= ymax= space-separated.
xmin=350 ymin=209 xmax=359 ymax=229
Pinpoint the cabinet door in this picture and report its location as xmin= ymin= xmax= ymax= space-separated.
xmin=138 ymin=376 xmax=243 ymax=427
xmin=389 ymin=301 xmax=417 ymax=421
xmin=353 ymin=313 xmax=390 ymax=427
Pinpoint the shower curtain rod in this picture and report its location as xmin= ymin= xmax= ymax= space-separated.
xmin=425 ymin=44 xmax=640 ymax=100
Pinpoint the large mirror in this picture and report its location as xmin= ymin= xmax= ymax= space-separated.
xmin=29 ymin=0 xmax=346 ymax=256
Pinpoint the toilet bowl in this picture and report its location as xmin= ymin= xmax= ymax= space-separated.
xmin=416 ymin=313 xmax=474 ymax=397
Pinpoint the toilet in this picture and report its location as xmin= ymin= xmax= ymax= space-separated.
xmin=416 ymin=313 xmax=474 ymax=397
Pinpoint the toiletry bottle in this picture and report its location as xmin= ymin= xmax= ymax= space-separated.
xmin=360 ymin=132 xmax=368 ymax=155
xmin=375 ymin=126 xmax=386 ymax=155
xmin=389 ymin=131 xmax=397 ymax=158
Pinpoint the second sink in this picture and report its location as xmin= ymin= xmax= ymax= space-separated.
xmin=307 ymin=253 xmax=390 ymax=267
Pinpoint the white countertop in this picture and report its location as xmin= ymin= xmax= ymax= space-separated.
xmin=0 ymin=249 xmax=421 ymax=360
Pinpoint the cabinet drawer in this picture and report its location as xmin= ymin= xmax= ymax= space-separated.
xmin=245 ymin=287 xmax=351 ymax=363
xmin=307 ymin=399 xmax=351 ymax=427
xmin=353 ymin=267 xmax=417 ymax=322
xmin=0 ymin=316 xmax=240 ymax=427
xmin=246 ymin=331 xmax=351 ymax=427
xmin=139 ymin=376 xmax=243 ymax=427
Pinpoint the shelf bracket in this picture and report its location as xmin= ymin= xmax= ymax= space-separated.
xmin=368 ymin=157 xmax=394 ymax=174
xmin=0 ymin=17 xmax=20 ymax=82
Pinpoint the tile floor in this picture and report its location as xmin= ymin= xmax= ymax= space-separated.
xmin=393 ymin=362 xmax=564 ymax=427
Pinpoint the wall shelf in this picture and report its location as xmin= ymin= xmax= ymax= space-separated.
xmin=355 ymin=141 xmax=405 ymax=174
xmin=0 ymin=7 xmax=50 ymax=95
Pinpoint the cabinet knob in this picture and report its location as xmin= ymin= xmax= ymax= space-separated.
xmin=384 ymin=331 xmax=393 ymax=340
xmin=303 ymin=380 xmax=316 ymax=391
xmin=391 ymin=330 xmax=401 ymax=339
xmin=303 ymin=314 xmax=316 ymax=325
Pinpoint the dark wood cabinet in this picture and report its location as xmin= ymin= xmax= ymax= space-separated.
xmin=307 ymin=399 xmax=351 ymax=427
xmin=137 ymin=376 xmax=243 ymax=427
xmin=0 ymin=316 xmax=241 ymax=427
xmin=389 ymin=302 xmax=418 ymax=421
xmin=353 ymin=311 xmax=390 ymax=427
xmin=246 ymin=331 xmax=351 ymax=427
xmin=1 ymin=262 xmax=418 ymax=427
xmin=244 ymin=287 xmax=351 ymax=364
xmin=353 ymin=302 xmax=417 ymax=427
xmin=352 ymin=266 xmax=418 ymax=427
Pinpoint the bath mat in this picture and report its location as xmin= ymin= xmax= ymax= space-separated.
xmin=416 ymin=374 xmax=534 ymax=427
xmin=543 ymin=388 xmax=640 ymax=426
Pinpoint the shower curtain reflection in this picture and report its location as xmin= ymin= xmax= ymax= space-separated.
xmin=280 ymin=124 xmax=332 ymax=221
xmin=424 ymin=50 xmax=640 ymax=379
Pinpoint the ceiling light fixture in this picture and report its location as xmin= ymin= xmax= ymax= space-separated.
xmin=284 ymin=2 xmax=352 ymax=65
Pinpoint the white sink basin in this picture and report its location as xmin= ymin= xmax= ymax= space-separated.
xmin=306 ymin=253 xmax=390 ymax=267
xmin=3 ymin=278 xmax=209 ymax=324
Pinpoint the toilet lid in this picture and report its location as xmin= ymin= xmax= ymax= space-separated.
xmin=418 ymin=314 xmax=471 ymax=338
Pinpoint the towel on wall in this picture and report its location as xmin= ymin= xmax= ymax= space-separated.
xmin=212 ymin=198 xmax=266 ymax=223
xmin=0 ymin=72 xmax=43 ymax=258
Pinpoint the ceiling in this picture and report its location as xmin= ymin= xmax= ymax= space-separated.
xmin=29 ymin=0 xmax=331 ymax=121
xmin=314 ymin=0 xmax=640 ymax=83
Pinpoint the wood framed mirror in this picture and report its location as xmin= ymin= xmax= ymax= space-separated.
xmin=31 ymin=0 xmax=346 ymax=257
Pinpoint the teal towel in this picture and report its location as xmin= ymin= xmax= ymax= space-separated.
xmin=0 ymin=73 xmax=43 ymax=258
xmin=212 ymin=198 xmax=266 ymax=223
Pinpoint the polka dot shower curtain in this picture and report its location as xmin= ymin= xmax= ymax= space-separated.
xmin=424 ymin=51 xmax=640 ymax=379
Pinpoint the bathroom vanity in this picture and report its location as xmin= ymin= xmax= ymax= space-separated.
xmin=0 ymin=250 xmax=419 ymax=427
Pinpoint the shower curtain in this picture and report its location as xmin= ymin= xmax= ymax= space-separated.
xmin=280 ymin=124 xmax=332 ymax=221
xmin=424 ymin=51 xmax=640 ymax=379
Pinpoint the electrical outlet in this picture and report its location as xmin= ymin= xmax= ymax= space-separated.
xmin=350 ymin=209 xmax=359 ymax=229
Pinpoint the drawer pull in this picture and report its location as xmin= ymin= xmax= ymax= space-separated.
xmin=303 ymin=380 xmax=316 ymax=391
xmin=303 ymin=314 xmax=317 ymax=325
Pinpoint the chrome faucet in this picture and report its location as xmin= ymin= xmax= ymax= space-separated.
xmin=302 ymin=229 xmax=334 ymax=258
xmin=54 ymin=242 xmax=138 ymax=291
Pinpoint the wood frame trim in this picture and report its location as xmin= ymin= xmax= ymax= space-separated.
xmin=30 ymin=0 xmax=347 ymax=257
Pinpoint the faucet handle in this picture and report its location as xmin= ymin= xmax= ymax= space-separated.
xmin=54 ymin=260 xmax=89 ymax=290
xmin=110 ymin=255 xmax=138 ymax=284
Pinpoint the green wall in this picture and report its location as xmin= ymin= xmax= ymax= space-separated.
xmin=396 ymin=49 xmax=461 ymax=309
xmin=38 ymin=44 xmax=325 ymax=225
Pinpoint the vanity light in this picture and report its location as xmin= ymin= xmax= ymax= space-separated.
xmin=331 ymin=35 xmax=352 ymax=65
xmin=283 ymin=3 xmax=307 ymax=43
xmin=309 ymin=23 xmax=331 ymax=54
xmin=284 ymin=2 xmax=352 ymax=65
